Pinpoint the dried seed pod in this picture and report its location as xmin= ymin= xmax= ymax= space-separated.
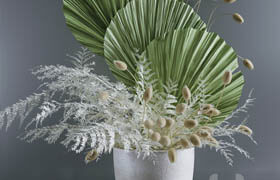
xmin=184 ymin=119 xmax=197 ymax=129
xmin=224 ymin=0 xmax=236 ymax=3
xmin=144 ymin=120 xmax=154 ymax=129
xmin=99 ymin=91 xmax=109 ymax=101
xmin=176 ymin=103 xmax=186 ymax=114
xmin=143 ymin=86 xmax=153 ymax=102
xmin=180 ymin=138 xmax=190 ymax=148
xmin=168 ymin=148 xmax=177 ymax=163
xmin=197 ymin=130 xmax=210 ymax=138
xmin=238 ymin=125 xmax=253 ymax=135
xmin=200 ymin=126 xmax=214 ymax=134
xmin=189 ymin=134 xmax=201 ymax=147
xmin=159 ymin=136 xmax=171 ymax=146
xmin=165 ymin=118 xmax=175 ymax=128
xmin=243 ymin=59 xmax=254 ymax=70
xmin=201 ymin=104 xmax=214 ymax=112
xmin=157 ymin=117 xmax=166 ymax=128
xmin=222 ymin=70 xmax=232 ymax=85
xmin=85 ymin=149 xmax=99 ymax=163
xmin=207 ymin=136 xmax=219 ymax=146
xmin=151 ymin=132 xmax=161 ymax=142
xmin=206 ymin=108 xmax=221 ymax=117
xmin=233 ymin=13 xmax=244 ymax=24
xmin=182 ymin=85 xmax=191 ymax=101
xmin=113 ymin=60 xmax=127 ymax=71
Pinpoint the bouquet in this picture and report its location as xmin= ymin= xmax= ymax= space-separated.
xmin=0 ymin=0 xmax=256 ymax=166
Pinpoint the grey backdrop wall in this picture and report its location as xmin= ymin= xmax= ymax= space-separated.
xmin=0 ymin=0 xmax=278 ymax=180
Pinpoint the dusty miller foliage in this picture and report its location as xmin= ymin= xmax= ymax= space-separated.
xmin=0 ymin=48 xmax=256 ymax=165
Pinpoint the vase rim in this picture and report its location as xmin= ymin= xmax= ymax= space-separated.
xmin=113 ymin=147 xmax=194 ymax=153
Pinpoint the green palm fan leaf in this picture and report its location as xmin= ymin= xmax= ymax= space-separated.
xmin=63 ymin=0 xmax=131 ymax=56
xmin=142 ymin=28 xmax=244 ymax=124
xmin=104 ymin=0 xmax=206 ymax=87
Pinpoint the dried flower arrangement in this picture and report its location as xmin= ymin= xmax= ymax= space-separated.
xmin=0 ymin=0 xmax=256 ymax=166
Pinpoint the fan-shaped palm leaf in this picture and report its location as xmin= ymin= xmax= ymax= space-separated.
xmin=142 ymin=28 xmax=244 ymax=123
xmin=104 ymin=0 xmax=206 ymax=87
xmin=63 ymin=0 xmax=131 ymax=56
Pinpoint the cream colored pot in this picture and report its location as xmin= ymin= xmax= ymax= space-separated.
xmin=113 ymin=148 xmax=195 ymax=180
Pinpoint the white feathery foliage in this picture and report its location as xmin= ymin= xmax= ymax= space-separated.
xmin=224 ymin=89 xmax=255 ymax=121
xmin=0 ymin=48 xmax=256 ymax=165
xmin=210 ymin=91 xmax=257 ymax=165
xmin=0 ymin=48 xmax=152 ymax=157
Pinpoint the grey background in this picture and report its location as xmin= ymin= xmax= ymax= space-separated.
xmin=0 ymin=0 xmax=278 ymax=179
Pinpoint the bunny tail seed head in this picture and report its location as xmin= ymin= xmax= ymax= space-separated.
xmin=151 ymin=132 xmax=161 ymax=142
xmin=159 ymin=136 xmax=171 ymax=146
xmin=200 ymin=126 xmax=214 ymax=134
xmin=85 ymin=150 xmax=99 ymax=163
xmin=224 ymin=0 xmax=236 ymax=3
xmin=223 ymin=70 xmax=233 ymax=85
xmin=182 ymin=85 xmax=191 ymax=101
xmin=233 ymin=13 xmax=244 ymax=24
xmin=205 ymin=108 xmax=221 ymax=117
xmin=238 ymin=125 xmax=253 ymax=135
xmin=198 ymin=130 xmax=210 ymax=138
xmin=144 ymin=120 xmax=154 ymax=129
xmin=168 ymin=148 xmax=177 ymax=163
xmin=143 ymin=86 xmax=153 ymax=102
xmin=243 ymin=59 xmax=254 ymax=70
xmin=201 ymin=104 xmax=214 ymax=112
xmin=190 ymin=134 xmax=201 ymax=147
xmin=113 ymin=60 xmax=127 ymax=71
xmin=176 ymin=103 xmax=186 ymax=114
xmin=180 ymin=138 xmax=190 ymax=148
xmin=184 ymin=119 xmax=198 ymax=129
xmin=165 ymin=118 xmax=175 ymax=128
xmin=207 ymin=137 xmax=219 ymax=146
xmin=157 ymin=117 xmax=166 ymax=128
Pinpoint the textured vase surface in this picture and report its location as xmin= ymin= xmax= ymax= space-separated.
xmin=113 ymin=148 xmax=195 ymax=180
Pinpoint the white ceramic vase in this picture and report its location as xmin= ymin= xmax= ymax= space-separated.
xmin=113 ymin=148 xmax=195 ymax=180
